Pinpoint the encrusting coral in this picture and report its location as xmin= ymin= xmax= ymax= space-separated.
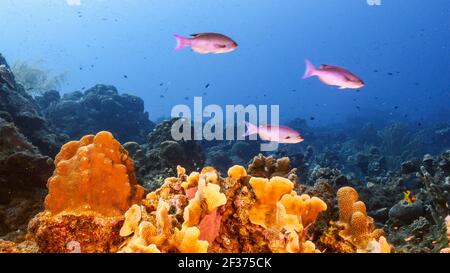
xmin=26 ymin=131 xmax=144 ymax=252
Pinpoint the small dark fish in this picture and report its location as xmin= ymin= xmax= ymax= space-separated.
xmin=184 ymin=96 xmax=189 ymax=100
xmin=123 ymin=75 xmax=128 ymax=79
xmin=356 ymin=106 xmax=361 ymax=111
xmin=418 ymin=122 xmax=422 ymax=126
xmin=394 ymin=106 xmax=399 ymax=109
xmin=205 ymin=83 xmax=210 ymax=89
xmin=263 ymin=94 xmax=267 ymax=97
xmin=291 ymin=89 xmax=296 ymax=92
xmin=373 ymin=69 xmax=378 ymax=73
xmin=159 ymin=83 xmax=164 ymax=86
xmin=387 ymin=72 xmax=393 ymax=76
xmin=310 ymin=117 xmax=315 ymax=121
xmin=160 ymin=94 xmax=164 ymax=98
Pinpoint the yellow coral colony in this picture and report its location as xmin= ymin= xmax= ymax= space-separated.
xmin=248 ymin=176 xmax=327 ymax=253
xmin=120 ymin=165 xmax=227 ymax=253
xmin=336 ymin=186 xmax=391 ymax=253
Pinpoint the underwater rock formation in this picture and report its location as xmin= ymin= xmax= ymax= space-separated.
xmin=0 ymin=117 xmax=54 ymax=240
xmin=27 ymin=131 xmax=144 ymax=252
xmin=127 ymin=118 xmax=204 ymax=190
xmin=37 ymin=84 xmax=155 ymax=144
xmin=388 ymin=200 xmax=424 ymax=225
xmin=0 ymin=54 xmax=65 ymax=157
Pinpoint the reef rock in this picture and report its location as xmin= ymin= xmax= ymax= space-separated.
xmin=37 ymin=84 xmax=155 ymax=144
xmin=388 ymin=200 xmax=424 ymax=225
xmin=0 ymin=53 xmax=65 ymax=157
xmin=128 ymin=118 xmax=204 ymax=190
xmin=0 ymin=117 xmax=54 ymax=239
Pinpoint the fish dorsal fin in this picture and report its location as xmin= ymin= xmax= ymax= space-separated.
xmin=320 ymin=64 xmax=331 ymax=69
xmin=190 ymin=33 xmax=203 ymax=37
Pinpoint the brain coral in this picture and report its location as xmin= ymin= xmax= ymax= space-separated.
xmin=45 ymin=131 xmax=144 ymax=216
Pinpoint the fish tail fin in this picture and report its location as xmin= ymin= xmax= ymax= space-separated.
xmin=243 ymin=122 xmax=258 ymax=137
xmin=302 ymin=59 xmax=317 ymax=79
xmin=174 ymin=34 xmax=191 ymax=51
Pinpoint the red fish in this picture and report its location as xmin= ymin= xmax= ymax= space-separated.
xmin=303 ymin=59 xmax=365 ymax=90
xmin=244 ymin=122 xmax=304 ymax=144
xmin=174 ymin=33 xmax=238 ymax=54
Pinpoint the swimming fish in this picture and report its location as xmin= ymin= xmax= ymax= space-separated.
xmin=403 ymin=190 xmax=416 ymax=204
xmin=302 ymin=59 xmax=365 ymax=90
xmin=244 ymin=122 xmax=304 ymax=144
xmin=174 ymin=33 xmax=238 ymax=54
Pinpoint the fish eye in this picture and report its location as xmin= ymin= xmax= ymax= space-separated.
xmin=285 ymin=136 xmax=291 ymax=139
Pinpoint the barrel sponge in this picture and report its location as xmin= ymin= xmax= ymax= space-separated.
xmin=45 ymin=131 xmax=144 ymax=217
xmin=337 ymin=186 xmax=359 ymax=223
xmin=228 ymin=165 xmax=247 ymax=180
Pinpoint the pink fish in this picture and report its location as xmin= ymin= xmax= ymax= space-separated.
xmin=244 ymin=122 xmax=304 ymax=144
xmin=174 ymin=33 xmax=238 ymax=54
xmin=302 ymin=59 xmax=365 ymax=90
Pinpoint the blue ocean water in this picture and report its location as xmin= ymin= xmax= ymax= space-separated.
xmin=1 ymin=0 xmax=449 ymax=125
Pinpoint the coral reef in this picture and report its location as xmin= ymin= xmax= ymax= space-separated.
xmin=126 ymin=118 xmax=204 ymax=190
xmin=118 ymin=164 xmax=327 ymax=253
xmin=37 ymin=84 xmax=155 ymax=144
